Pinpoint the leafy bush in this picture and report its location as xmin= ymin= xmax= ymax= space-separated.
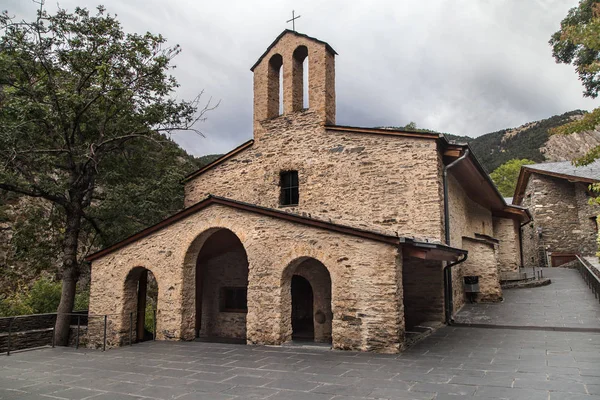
xmin=0 ymin=277 xmax=90 ymax=317
xmin=74 ymin=289 xmax=90 ymax=311
xmin=144 ymin=302 xmax=156 ymax=334
xmin=26 ymin=277 xmax=62 ymax=314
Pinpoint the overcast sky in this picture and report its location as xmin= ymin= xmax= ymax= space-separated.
xmin=4 ymin=0 xmax=598 ymax=156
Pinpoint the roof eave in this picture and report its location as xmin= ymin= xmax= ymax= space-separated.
xmin=86 ymin=195 xmax=466 ymax=263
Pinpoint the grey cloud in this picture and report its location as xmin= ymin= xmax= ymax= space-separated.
xmin=4 ymin=0 xmax=596 ymax=156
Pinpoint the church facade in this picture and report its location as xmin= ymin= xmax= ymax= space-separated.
xmin=87 ymin=31 xmax=529 ymax=353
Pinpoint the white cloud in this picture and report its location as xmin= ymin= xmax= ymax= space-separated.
xmin=4 ymin=0 xmax=596 ymax=155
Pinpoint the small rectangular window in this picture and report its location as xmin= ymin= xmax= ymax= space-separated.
xmin=220 ymin=287 xmax=247 ymax=313
xmin=280 ymin=171 xmax=299 ymax=206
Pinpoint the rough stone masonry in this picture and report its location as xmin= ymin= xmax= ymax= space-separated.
xmin=87 ymin=30 xmax=528 ymax=353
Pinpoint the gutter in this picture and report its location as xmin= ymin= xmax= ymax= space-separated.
xmin=442 ymin=149 xmax=470 ymax=323
xmin=518 ymin=220 xmax=531 ymax=267
xmin=443 ymin=253 xmax=468 ymax=324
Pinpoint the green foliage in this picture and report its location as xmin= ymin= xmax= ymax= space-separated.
xmin=550 ymin=0 xmax=600 ymax=99
xmin=74 ymin=289 xmax=89 ymax=311
xmin=0 ymin=3 xmax=214 ymax=326
xmin=0 ymin=286 xmax=33 ymax=316
xmin=382 ymin=122 xmax=439 ymax=134
xmin=446 ymin=111 xmax=583 ymax=172
xmin=144 ymin=302 xmax=155 ymax=333
xmin=490 ymin=159 xmax=536 ymax=197
xmin=25 ymin=277 xmax=62 ymax=314
xmin=0 ymin=276 xmax=91 ymax=316
xmin=549 ymin=1 xmax=600 ymax=167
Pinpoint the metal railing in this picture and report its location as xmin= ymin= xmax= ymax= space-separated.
xmin=576 ymin=256 xmax=600 ymax=303
xmin=1 ymin=309 xmax=157 ymax=355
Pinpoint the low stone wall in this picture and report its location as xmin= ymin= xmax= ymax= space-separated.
xmin=0 ymin=325 xmax=88 ymax=353
xmin=0 ymin=313 xmax=89 ymax=353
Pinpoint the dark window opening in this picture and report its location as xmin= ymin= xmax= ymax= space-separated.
xmin=220 ymin=287 xmax=247 ymax=313
xmin=280 ymin=171 xmax=299 ymax=206
xmin=591 ymin=216 xmax=598 ymax=232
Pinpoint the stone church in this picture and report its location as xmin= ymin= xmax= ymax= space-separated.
xmin=87 ymin=30 xmax=529 ymax=353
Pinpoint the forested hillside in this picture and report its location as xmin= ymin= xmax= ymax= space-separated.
xmin=0 ymin=138 xmax=221 ymax=299
xmin=445 ymin=110 xmax=586 ymax=172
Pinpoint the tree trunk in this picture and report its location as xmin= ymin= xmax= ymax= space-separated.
xmin=54 ymin=208 xmax=81 ymax=346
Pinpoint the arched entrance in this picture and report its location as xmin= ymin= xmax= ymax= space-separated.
xmin=283 ymin=257 xmax=332 ymax=344
xmin=194 ymin=228 xmax=248 ymax=342
xmin=124 ymin=267 xmax=158 ymax=343
xmin=291 ymin=275 xmax=314 ymax=340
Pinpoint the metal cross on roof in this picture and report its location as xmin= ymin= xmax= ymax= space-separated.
xmin=286 ymin=10 xmax=301 ymax=31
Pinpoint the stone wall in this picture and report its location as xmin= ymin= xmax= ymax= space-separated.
xmin=0 ymin=313 xmax=88 ymax=353
xmin=185 ymin=112 xmax=445 ymax=242
xmin=88 ymin=204 xmax=405 ymax=353
xmin=402 ymin=258 xmax=444 ymax=330
xmin=574 ymin=182 xmax=600 ymax=256
xmin=461 ymin=238 xmax=502 ymax=302
xmin=493 ymin=217 xmax=521 ymax=278
xmin=446 ymin=173 xmax=498 ymax=309
xmin=521 ymin=173 xmax=600 ymax=268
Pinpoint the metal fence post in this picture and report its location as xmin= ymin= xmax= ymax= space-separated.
xmin=129 ymin=312 xmax=133 ymax=346
xmin=52 ymin=318 xmax=56 ymax=348
xmin=153 ymin=309 xmax=156 ymax=341
xmin=103 ymin=315 xmax=107 ymax=352
xmin=7 ymin=318 xmax=13 ymax=356
xmin=76 ymin=315 xmax=81 ymax=349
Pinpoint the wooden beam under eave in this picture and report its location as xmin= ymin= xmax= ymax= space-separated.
xmin=443 ymin=149 xmax=462 ymax=158
xmin=404 ymin=248 xmax=428 ymax=260
xmin=404 ymin=247 xmax=462 ymax=262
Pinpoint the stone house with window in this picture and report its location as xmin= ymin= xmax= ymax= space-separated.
xmin=514 ymin=161 xmax=600 ymax=268
xmin=86 ymin=30 xmax=529 ymax=353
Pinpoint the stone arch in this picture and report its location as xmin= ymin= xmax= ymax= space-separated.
xmin=267 ymin=53 xmax=283 ymax=118
xmin=281 ymin=256 xmax=333 ymax=344
xmin=183 ymin=227 xmax=249 ymax=342
xmin=292 ymin=45 xmax=309 ymax=111
xmin=123 ymin=266 xmax=159 ymax=343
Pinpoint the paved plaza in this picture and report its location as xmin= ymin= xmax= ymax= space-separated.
xmin=2 ymin=267 xmax=600 ymax=399
xmin=454 ymin=267 xmax=600 ymax=329
xmin=1 ymin=327 xmax=600 ymax=399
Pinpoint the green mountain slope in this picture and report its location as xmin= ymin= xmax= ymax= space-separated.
xmin=445 ymin=110 xmax=585 ymax=172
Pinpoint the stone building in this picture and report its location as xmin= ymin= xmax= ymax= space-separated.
xmin=514 ymin=161 xmax=600 ymax=268
xmin=86 ymin=30 xmax=529 ymax=353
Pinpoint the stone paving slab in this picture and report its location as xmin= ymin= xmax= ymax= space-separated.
xmin=455 ymin=267 xmax=600 ymax=328
xmin=1 ymin=326 xmax=600 ymax=399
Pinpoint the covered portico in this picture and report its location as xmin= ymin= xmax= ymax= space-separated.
xmin=87 ymin=195 xmax=464 ymax=353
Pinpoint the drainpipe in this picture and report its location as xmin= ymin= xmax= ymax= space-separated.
xmin=442 ymin=148 xmax=470 ymax=324
xmin=518 ymin=220 xmax=531 ymax=268
xmin=443 ymin=253 xmax=468 ymax=324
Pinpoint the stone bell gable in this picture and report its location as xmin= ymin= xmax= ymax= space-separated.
xmin=251 ymin=30 xmax=336 ymax=129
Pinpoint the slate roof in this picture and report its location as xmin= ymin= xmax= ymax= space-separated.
xmin=514 ymin=160 xmax=600 ymax=205
xmin=525 ymin=160 xmax=600 ymax=181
